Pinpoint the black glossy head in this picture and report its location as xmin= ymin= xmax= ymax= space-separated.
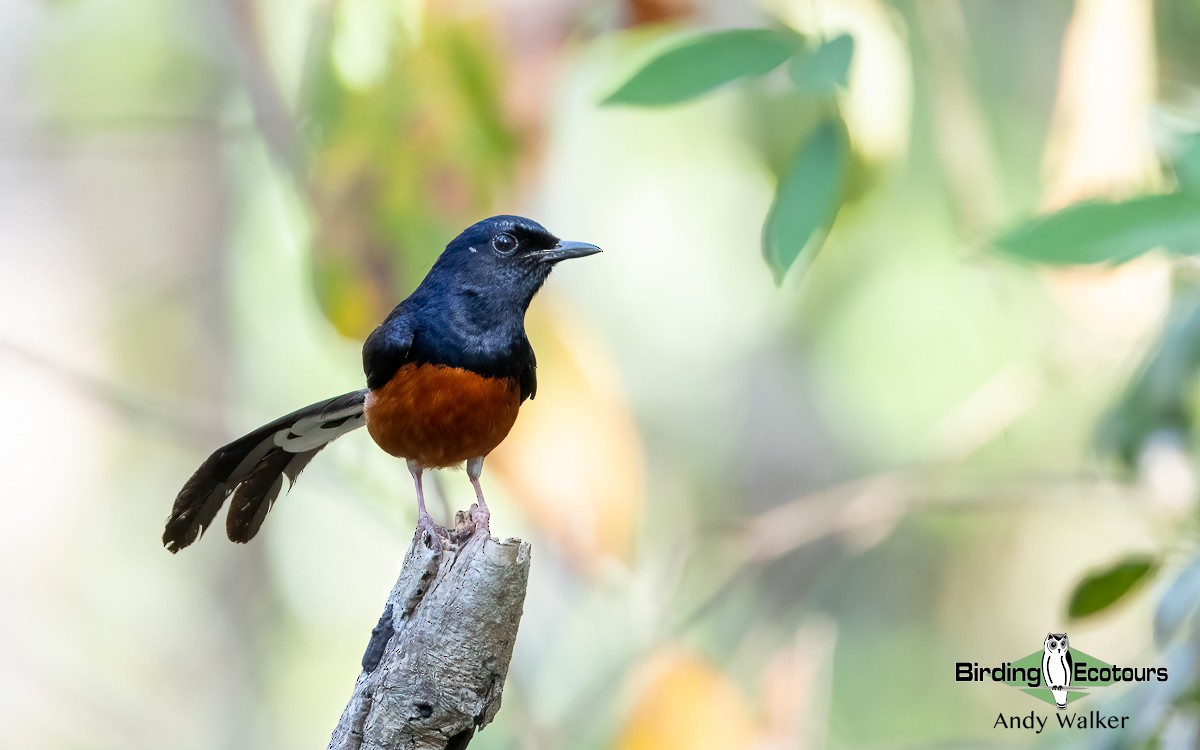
xmin=414 ymin=215 xmax=600 ymax=317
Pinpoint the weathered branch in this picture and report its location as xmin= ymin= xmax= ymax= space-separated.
xmin=329 ymin=512 xmax=531 ymax=750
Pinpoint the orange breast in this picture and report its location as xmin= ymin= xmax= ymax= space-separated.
xmin=364 ymin=363 xmax=522 ymax=469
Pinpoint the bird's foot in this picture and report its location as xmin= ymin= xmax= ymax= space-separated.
xmin=469 ymin=502 xmax=491 ymax=531
xmin=415 ymin=512 xmax=444 ymax=552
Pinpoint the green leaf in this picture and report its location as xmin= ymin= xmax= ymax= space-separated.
xmin=762 ymin=116 xmax=848 ymax=283
xmin=1068 ymin=556 xmax=1159 ymax=620
xmin=788 ymin=34 xmax=854 ymax=94
xmin=993 ymin=193 xmax=1200 ymax=265
xmin=603 ymin=28 xmax=802 ymax=107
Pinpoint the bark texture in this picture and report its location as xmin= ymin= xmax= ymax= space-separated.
xmin=329 ymin=512 xmax=531 ymax=750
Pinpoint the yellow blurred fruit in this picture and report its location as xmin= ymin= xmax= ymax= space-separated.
xmin=615 ymin=647 xmax=760 ymax=750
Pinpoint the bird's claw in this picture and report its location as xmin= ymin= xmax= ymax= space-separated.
xmin=415 ymin=513 xmax=444 ymax=552
xmin=469 ymin=503 xmax=491 ymax=531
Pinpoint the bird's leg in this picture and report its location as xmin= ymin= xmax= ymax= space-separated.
xmin=408 ymin=459 xmax=442 ymax=550
xmin=466 ymin=456 xmax=490 ymax=529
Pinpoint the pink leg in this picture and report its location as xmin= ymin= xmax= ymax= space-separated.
xmin=407 ymin=459 xmax=442 ymax=549
xmin=466 ymin=456 xmax=490 ymax=528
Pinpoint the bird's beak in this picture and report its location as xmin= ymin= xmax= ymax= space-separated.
xmin=538 ymin=240 xmax=602 ymax=264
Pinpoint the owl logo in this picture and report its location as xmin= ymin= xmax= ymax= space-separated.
xmin=1042 ymin=632 xmax=1073 ymax=710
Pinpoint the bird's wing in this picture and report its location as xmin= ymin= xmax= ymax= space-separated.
xmin=363 ymin=313 xmax=416 ymax=391
xmin=162 ymin=389 xmax=368 ymax=552
xmin=518 ymin=336 xmax=537 ymax=401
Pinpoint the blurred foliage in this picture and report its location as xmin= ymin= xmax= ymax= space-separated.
xmin=1154 ymin=557 xmax=1200 ymax=647
xmin=1171 ymin=132 xmax=1200 ymax=190
xmin=763 ymin=116 xmax=847 ymax=284
xmin=1099 ymin=278 xmax=1200 ymax=469
xmin=787 ymin=33 xmax=853 ymax=95
xmin=601 ymin=28 xmax=802 ymax=106
xmin=1068 ymin=556 xmax=1159 ymax=621
xmin=603 ymin=24 xmax=858 ymax=282
xmin=995 ymin=133 xmax=1200 ymax=265
xmin=994 ymin=193 xmax=1200 ymax=265
xmin=306 ymin=8 xmax=519 ymax=338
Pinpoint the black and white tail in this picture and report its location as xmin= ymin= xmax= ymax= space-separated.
xmin=163 ymin=390 xmax=368 ymax=552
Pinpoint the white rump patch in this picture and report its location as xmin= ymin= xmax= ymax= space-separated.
xmin=273 ymin=411 xmax=366 ymax=452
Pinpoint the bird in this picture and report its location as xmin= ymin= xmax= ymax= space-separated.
xmin=162 ymin=215 xmax=601 ymax=553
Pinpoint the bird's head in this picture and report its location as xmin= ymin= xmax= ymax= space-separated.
xmin=423 ymin=215 xmax=601 ymax=314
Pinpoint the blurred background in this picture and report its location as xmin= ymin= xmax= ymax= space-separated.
xmin=4 ymin=0 xmax=1200 ymax=747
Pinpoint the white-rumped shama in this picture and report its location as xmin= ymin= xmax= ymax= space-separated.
xmin=163 ymin=215 xmax=600 ymax=552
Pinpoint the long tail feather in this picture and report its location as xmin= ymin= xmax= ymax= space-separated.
xmin=163 ymin=390 xmax=368 ymax=552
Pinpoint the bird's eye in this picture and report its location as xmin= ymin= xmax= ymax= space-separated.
xmin=492 ymin=233 xmax=517 ymax=255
